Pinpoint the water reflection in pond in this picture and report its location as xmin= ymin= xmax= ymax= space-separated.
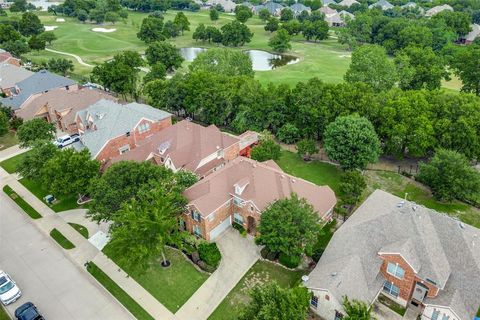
xmin=179 ymin=47 xmax=299 ymax=71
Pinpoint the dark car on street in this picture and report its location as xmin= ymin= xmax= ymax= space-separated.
xmin=14 ymin=302 xmax=44 ymax=320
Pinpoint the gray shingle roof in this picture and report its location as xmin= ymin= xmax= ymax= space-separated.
xmin=0 ymin=70 xmax=76 ymax=110
xmin=289 ymin=3 xmax=310 ymax=13
xmin=77 ymin=99 xmax=171 ymax=158
xmin=306 ymin=190 xmax=480 ymax=320
xmin=0 ymin=64 xmax=34 ymax=91
xmin=255 ymin=1 xmax=284 ymax=14
xmin=368 ymin=0 xmax=394 ymax=10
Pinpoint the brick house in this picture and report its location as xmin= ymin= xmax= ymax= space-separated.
xmin=305 ymin=190 xmax=480 ymax=320
xmin=106 ymin=120 xmax=258 ymax=178
xmin=0 ymin=50 xmax=21 ymax=66
xmin=181 ymin=157 xmax=337 ymax=241
xmin=15 ymin=87 xmax=116 ymax=133
xmin=75 ymin=99 xmax=172 ymax=161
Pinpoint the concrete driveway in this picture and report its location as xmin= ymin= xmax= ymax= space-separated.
xmin=0 ymin=192 xmax=134 ymax=320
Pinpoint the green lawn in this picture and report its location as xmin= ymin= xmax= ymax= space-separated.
xmin=68 ymin=222 xmax=89 ymax=238
xmin=0 ymin=305 xmax=10 ymax=320
xmin=50 ymin=228 xmax=75 ymax=249
xmin=103 ymin=246 xmax=209 ymax=313
xmin=0 ymin=151 xmax=30 ymax=173
xmin=276 ymin=150 xmax=342 ymax=193
xmin=3 ymin=185 xmax=42 ymax=219
xmin=86 ymin=262 xmax=154 ymax=320
xmin=209 ymin=260 xmax=305 ymax=320
xmin=19 ymin=178 xmax=82 ymax=212
xmin=0 ymin=132 xmax=18 ymax=151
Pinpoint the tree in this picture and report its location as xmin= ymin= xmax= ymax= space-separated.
xmin=296 ymin=139 xmax=318 ymax=161
xmin=0 ymin=112 xmax=8 ymax=136
xmin=17 ymin=118 xmax=55 ymax=148
xmin=221 ymin=20 xmax=253 ymax=46
xmin=41 ymin=149 xmax=100 ymax=198
xmin=280 ymin=8 xmax=294 ymax=22
xmin=145 ymin=41 xmax=183 ymax=71
xmin=193 ymin=23 xmax=207 ymax=42
xmin=47 ymin=58 xmax=74 ymax=76
xmin=302 ymin=20 xmax=329 ymax=41
xmin=189 ymin=48 xmax=253 ymax=77
xmin=87 ymin=161 xmax=174 ymax=222
xmin=449 ymin=45 xmax=480 ymax=96
xmin=269 ymin=29 xmax=291 ymax=53
xmin=343 ymin=297 xmax=375 ymax=320
xmin=173 ymin=12 xmax=190 ymax=34
xmin=28 ymin=36 xmax=46 ymax=51
xmin=105 ymin=11 xmax=120 ymax=24
xmin=77 ymin=9 xmax=88 ymax=22
xmin=107 ymin=185 xmax=185 ymax=272
xmin=259 ymin=8 xmax=271 ymax=21
xmin=19 ymin=12 xmax=44 ymax=37
xmin=175 ymin=170 xmax=198 ymax=190
xmin=235 ymin=5 xmax=252 ymax=23
xmin=345 ymin=44 xmax=397 ymax=92
xmin=144 ymin=62 xmax=167 ymax=83
xmin=1 ymin=40 xmax=30 ymax=57
xmin=339 ymin=170 xmax=366 ymax=207
xmin=17 ymin=142 xmax=59 ymax=180
xmin=162 ymin=20 xmax=180 ymax=39
xmin=417 ymin=149 xmax=480 ymax=203
xmin=210 ymin=8 xmax=219 ymax=21
xmin=324 ymin=115 xmax=380 ymax=170
xmin=9 ymin=0 xmax=28 ymax=12
xmin=89 ymin=9 xmax=106 ymax=24
xmin=38 ymin=31 xmax=57 ymax=45
xmin=395 ymin=46 xmax=448 ymax=90
xmin=432 ymin=11 xmax=472 ymax=38
xmin=0 ymin=24 xmax=21 ymax=44
xmin=137 ymin=15 xmax=165 ymax=43
xmin=282 ymin=19 xmax=302 ymax=35
xmin=251 ymin=135 xmax=281 ymax=162
xmin=239 ymin=283 xmax=310 ymax=320
xmin=205 ymin=26 xmax=223 ymax=44
xmin=277 ymin=123 xmax=299 ymax=143
xmin=257 ymin=193 xmax=320 ymax=258
xmin=265 ymin=17 xmax=279 ymax=33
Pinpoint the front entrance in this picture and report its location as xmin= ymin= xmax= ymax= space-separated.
xmin=247 ymin=216 xmax=256 ymax=235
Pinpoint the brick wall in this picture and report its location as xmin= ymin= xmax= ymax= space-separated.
xmin=223 ymin=143 xmax=240 ymax=161
xmin=379 ymin=254 xmax=417 ymax=302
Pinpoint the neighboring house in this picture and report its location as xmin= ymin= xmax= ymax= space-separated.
xmin=290 ymin=3 xmax=311 ymax=16
xmin=401 ymin=1 xmax=418 ymax=8
xmin=305 ymin=190 xmax=480 ymax=320
xmin=337 ymin=0 xmax=359 ymax=7
xmin=368 ymin=0 xmax=394 ymax=10
xmin=107 ymin=120 xmax=258 ymax=177
xmin=0 ymin=50 xmax=21 ymax=66
xmin=462 ymin=24 xmax=480 ymax=44
xmin=182 ymin=157 xmax=337 ymax=241
xmin=425 ymin=4 xmax=453 ymax=17
xmin=15 ymin=87 xmax=116 ymax=133
xmin=322 ymin=0 xmax=337 ymax=6
xmin=324 ymin=9 xmax=354 ymax=27
xmin=319 ymin=5 xmax=338 ymax=16
xmin=253 ymin=1 xmax=284 ymax=16
xmin=206 ymin=0 xmax=237 ymax=12
xmin=75 ymin=99 xmax=172 ymax=161
xmin=0 ymin=64 xmax=34 ymax=97
xmin=0 ymin=70 xmax=77 ymax=111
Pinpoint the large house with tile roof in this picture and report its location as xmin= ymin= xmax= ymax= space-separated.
xmin=305 ymin=190 xmax=480 ymax=320
xmin=182 ymin=157 xmax=337 ymax=241
xmin=75 ymin=99 xmax=172 ymax=161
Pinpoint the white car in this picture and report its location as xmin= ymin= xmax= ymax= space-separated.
xmin=54 ymin=134 xmax=80 ymax=148
xmin=0 ymin=271 xmax=22 ymax=305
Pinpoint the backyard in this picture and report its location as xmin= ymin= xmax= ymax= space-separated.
xmin=103 ymin=245 xmax=209 ymax=313
xmin=209 ymin=260 xmax=305 ymax=320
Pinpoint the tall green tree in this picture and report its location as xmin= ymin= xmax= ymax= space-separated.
xmin=250 ymin=134 xmax=281 ymax=162
xmin=302 ymin=20 xmax=329 ymax=42
xmin=47 ymin=58 xmax=74 ymax=76
xmin=9 ymin=0 xmax=28 ymax=12
xmin=189 ymin=48 xmax=253 ymax=77
xmin=296 ymin=139 xmax=318 ymax=161
xmin=339 ymin=170 xmax=366 ymax=207
xmin=19 ymin=12 xmax=44 ymax=36
xmin=143 ymin=62 xmax=167 ymax=83
xmin=221 ymin=20 xmax=253 ymax=46
xmin=449 ymin=45 xmax=480 ymax=96
xmin=0 ymin=24 xmax=21 ymax=44
xmin=173 ymin=11 xmax=190 ymax=34
xmin=269 ymin=29 xmax=291 ymax=53
xmin=280 ymin=8 xmax=294 ymax=22
xmin=145 ymin=41 xmax=183 ymax=71
xmin=239 ymin=282 xmax=310 ymax=320
xmin=17 ymin=142 xmax=59 ymax=180
xmin=343 ymin=297 xmax=375 ymax=320
xmin=235 ymin=5 xmax=252 ymax=23
xmin=137 ymin=15 xmax=165 ymax=43
xmin=192 ymin=23 xmax=207 ymax=42
xmin=259 ymin=8 xmax=271 ymax=21
xmin=28 ymin=36 xmax=46 ymax=51
xmin=265 ymin=17 xmax=279 ymax=33
xmin=209 ymin=8 xmax=219 ymax=21
xmin=257 ymin=193 xmax=320 ymax=258
xmin=17 ymin=118 xmax=55 ymax=148
xmin=345 ymin=44 xmax=397 ymax=92
xmin=1 ymin=40 xmax=30 ymax=57
xmin=324 ymin=115 xmax=380 ymax=170
xmin=38 ymin=31 xmax=57 ymax=45
xmin=0 ymin=112 xmax=8 ymax=136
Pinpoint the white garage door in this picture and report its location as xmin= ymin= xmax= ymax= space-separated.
xmin=209 ymin=216 xmax=231 ymax=240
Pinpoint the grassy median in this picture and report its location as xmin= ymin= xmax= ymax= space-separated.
xmin=68 ymin=222 xmax=89 ymax=239
xmin=3 ymin=185 xmax=42 ymax=219
xmin=50 ymin=228 xmax=75 ymax=249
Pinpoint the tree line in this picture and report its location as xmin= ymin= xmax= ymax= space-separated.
xmin=48 ymin=0 xmax=129 ymax=24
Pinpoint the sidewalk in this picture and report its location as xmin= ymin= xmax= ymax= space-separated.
xmin=0 ymin=145 xmax=29 ymax=162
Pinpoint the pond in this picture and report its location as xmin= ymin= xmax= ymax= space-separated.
xmin=179 ymin=47 xmax=299 ymax=71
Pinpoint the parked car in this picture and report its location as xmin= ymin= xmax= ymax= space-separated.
xmin=0 ymin=271 xmax=21 ymax=305
xmin=53 ymin=134 xmax=80 ymax=148
xmin=15 ymin=302 xmax=44 ymax=320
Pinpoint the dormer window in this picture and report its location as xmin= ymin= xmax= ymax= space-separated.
xmin=387 ymin=262 xmax=405 ymax=279
xmin=138 ymin=122 xmax=150 ymax=134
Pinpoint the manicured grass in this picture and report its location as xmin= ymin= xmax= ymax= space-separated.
xmin=378 ymin=294 xmax=407 ymax=316
xmin=209 ymin=260 xmax=305 ymax=320
xmin=0 ymin=304 xmax=10 ymax=320
xmin=276 ymin=150 xmax=342 ymax=193
xmin=68 ymin=222 xmax=89 ymax=239
xmin=3 ymin=185 xmax=42 ymax=219
xmin=103 ymin=246 xmax=209 ymax=312
xmin=19 ymin=178 xmax=81 ymax=212
xmin=0 ymin=132 xmax=18 ymax=151
xmin=86 ymin=262 xmax=154 ymax=320
xmin=0 ymin=151 xmax=30 ymax=173
xmin=50 ymin=228 xmax=75 ymax=249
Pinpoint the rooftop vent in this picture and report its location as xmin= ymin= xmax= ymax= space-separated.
xmin=96 ymin=112 xmax=106 ymax=120
xmin=397 ymin=201 xmax=405 ymax=208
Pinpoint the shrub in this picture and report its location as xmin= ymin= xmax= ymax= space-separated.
xmin=197 ymin=260 xmax=216 ymax=273
xmin=279 ymin=253 xmax=301 ymax=268
xmin=198 ymin=242 xmax=221 ymax=267
xmin=277 ymin=123 xmax=300 ymax=144
xmin=232 ymin=222 xmax=246 ymax=236
xmin=266 ymin=250 xmax=279 ymax=261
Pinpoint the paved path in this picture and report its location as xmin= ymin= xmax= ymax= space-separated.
xmin=46 ymin=48 xmax=94 ymax=67
xmin=0 ymin=145 xmax=29 ymax=162
xmin=175 ymin=228 xmax=260 ymax=320
xmin=60 ymin=208 xmax=110 ymax=238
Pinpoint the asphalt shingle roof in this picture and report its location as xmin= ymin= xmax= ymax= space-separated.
xmin=0 ymin=64 xmax=34 ymax=91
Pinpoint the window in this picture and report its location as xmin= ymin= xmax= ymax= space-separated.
xmin=179 ymin=219 xmax=186 ymax=231
xmin=334 ymin=311 xmax=344 ymax=320
xmin=387 ymin=262 xmax=405 ymax=279
xmin=208 ymin=213 xmax=215 ymax=222
xmin=138 ymin=122 xmax=151 ymax=134
xmin=126 ymin=131 xmax=130 ymax=137
xmin=118 ymin=145 xmax=130 ymax=155
xmin=233 ymin=197 xmax=244 ymax=207
xmin=310 ymin=296 xmax=318 ymax=308
xmin=383 ymin=281 xmax=400 ymax=298
xmin=442 ymin=314 xmax=450 ymax=320
xmin=193 ymin=225 xmax=202 ymax=237
xmin=431 ymin=310 xmax=440 ymax=320
xmin=234 ymin=213 xmax=244 ymax=225
xmin=191 ymin=210 xmax=201 ymax=222
xmin=250 ymin=206 xmax=254 ymax=212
